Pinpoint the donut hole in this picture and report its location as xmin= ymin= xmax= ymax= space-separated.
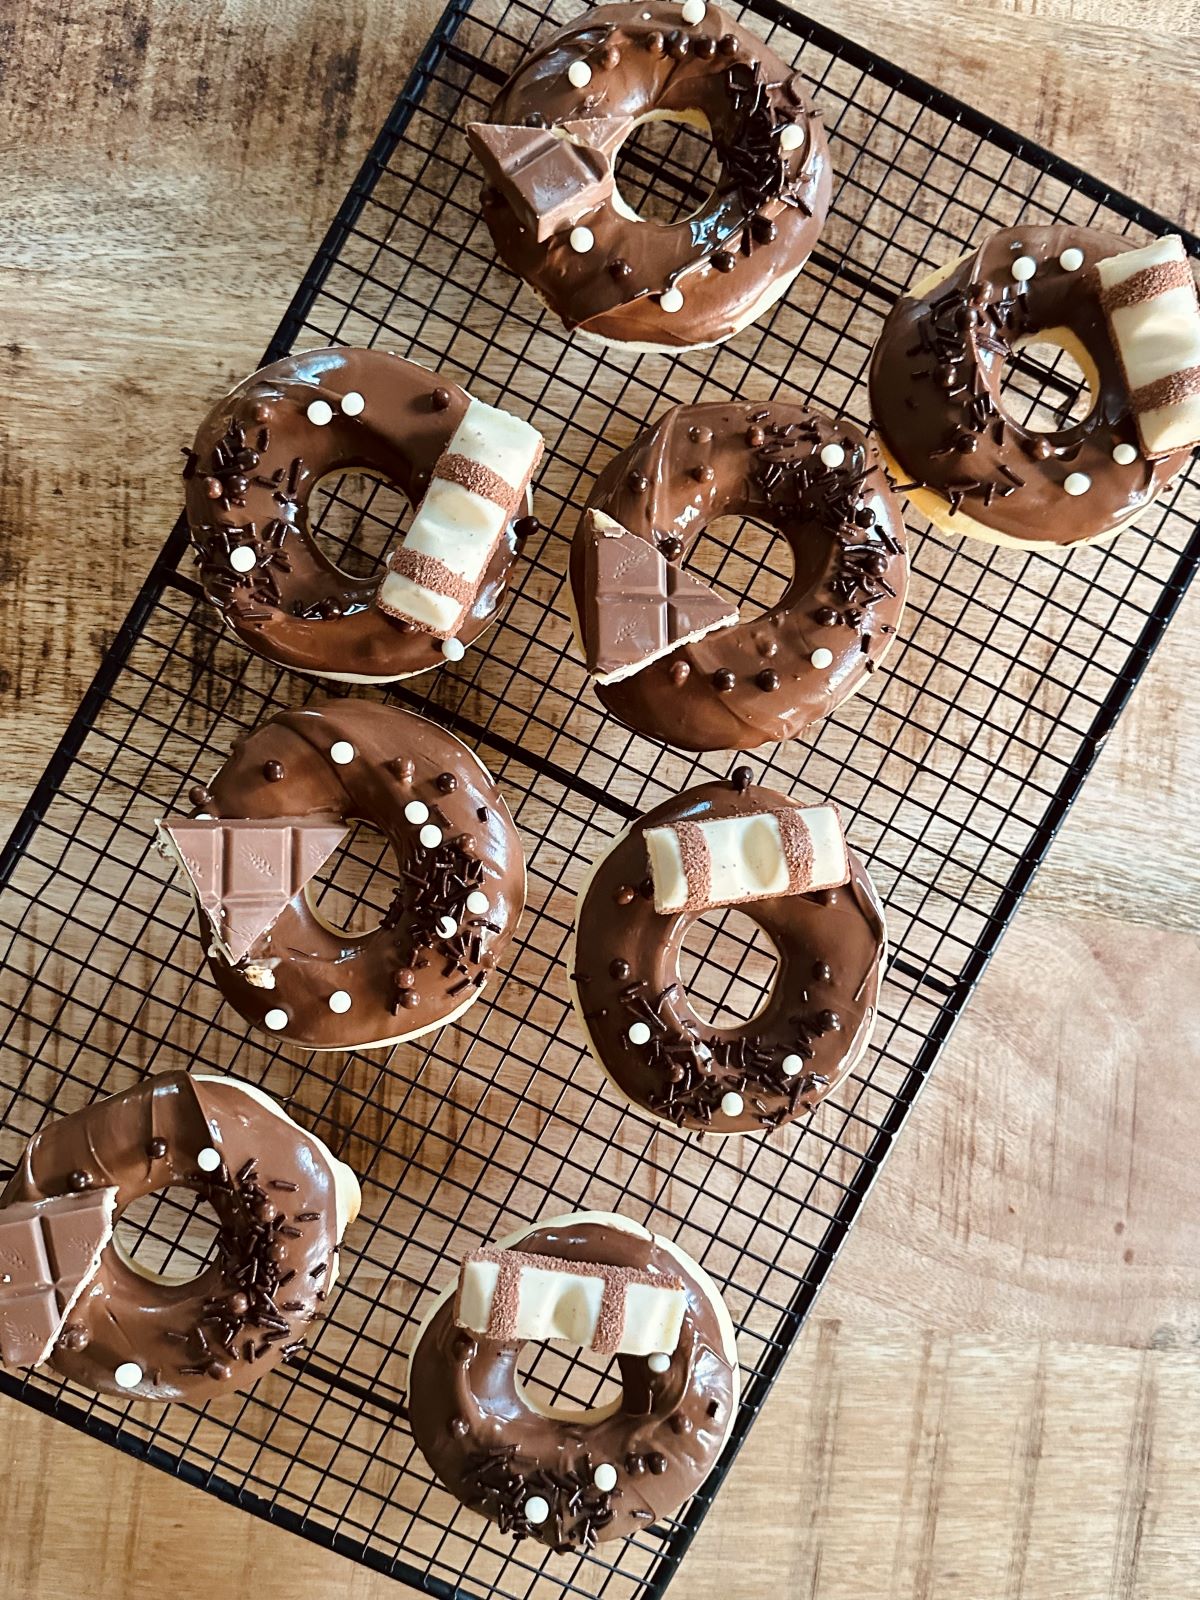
xmin=112 ymin=1188 xmax=221 ymax=1285
xmin=612 ymin=112 xmax=721 ymax=226
xmin=515 ymin=1341 xmax=624 ymax=1423
xmin=684 ymin=515 xmax=795 ymax=622
xmin=679 ymin=908 xmax=779 ymax=1029
xmin=306 ymin=471 xmax=412 ymax=581
xmin=999 ymin=336 xmax=1094 ymax=434
xmin=305 ymin=820 xmax=395 ymax=938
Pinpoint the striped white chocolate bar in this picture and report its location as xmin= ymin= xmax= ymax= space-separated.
xmin=454 ymin=1247 xmax=686 ymax=1357
xmin=377 ymin=399 xmax=543 ymax=639
xmin=1096 ymin=235 xmax=1200 ymax=458
xmin=645 ymin=804 xmax=848 ymax=915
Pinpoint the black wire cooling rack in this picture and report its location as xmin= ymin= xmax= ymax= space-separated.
xmin=3 ymin=0 xmax=1198 ymax=1595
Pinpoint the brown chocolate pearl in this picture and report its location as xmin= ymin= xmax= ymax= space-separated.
xmin=756 ymin=669 xmax=780 ymax=691
xmin=253 ymin=401 xmax=273 ymax=424
xmin=263 ymin=759 xmax=285 ymax=782
xmin=396 ymin=967 xmax=416 ymax=989
xmin=204 ymin=477 xmax=223 ymax=500
xmin=938 ymin=366 xmax=960 ymax=390
xmin=956 ymin=432 xmax=978 ymax=453
xmin=746 ymin=426 xmax=765 ymax=448
xmin=513 ymin=514 xmax=539 ymax=543
xmin=692 ymin=463 xmax=715 ymax=483
xmin=817 ymin=1009 xmax=841 ymax=1032
xmin=815 ymin=606 xmax=840 ymax=627
xmin=609 ymin=958 xmax=631 ymax=980
xmin=713 ymin=669 xmax=736 ymax=692
xmin=666 ymin=28 xmax=689 ymax=58
xmin=57 ymin=1324 xmax=90 ymax=1353
xmin=227 ymin=475 xmax=248 ymax=498
xmin=669 ymin=660 xmax=690 ymax=685
xmin=452 ymin=1333 xmax=477 ymax=1363
xmin=234 ymin=448 xmax=260 ymax=472
xmin=688 ymin=424 xmax=713 ymax=445
xmin=638 ymin=877 xmax=654 ymax=900
xmin=751 ymin=213 xmax=777 ymax=244
xmin=718 ymin=31 xmax=738 ymax=52
xmin=402 ymin=990 xmax=422 ymax=1009
xmin=609 ymin=256 xmax=633 ymax=280
xmin=1030 ymin=436 xmax=1055 ymax=459
xmin=758 ymin=637 xmax=778 ymax=657
xmin=659 ymin=534 xmax=683 ymax=560
xmin=670 ymin=1412 xmax=694 ymax=1434
xmin=713 ymin=250 xmax=737 ymax=273
xmin=648 ymin=1452 xmax=669 ymax=1474
xmin=188 ymin=784 xmax=210 ymax=807
xmin=255 ymin=1199 xmax=277 ymax=1223
xmin=693 ymin=34 xmax=716 ymax=58
xmin=388 ymin=756 xmax=416 ymax=783
xmin=68 ymin=1170 xmax=90 ymax=1192
xmin=731 ymin=766 xmax=753 ymax=792
xmin=208 ymin=1359 xmax=234 ymax=1381
xmin=626 ymin=1454 xmax=646 ymax=1475
xmin=615 ymin=884 xmax=637 ymax=906
xmin=431 ymin=387 xmax=452 ymax=411
xmin=449 ymin=1416 xmax=470 ymax=1438
xmin=628 ymin=470 xmax=649 ymax=493
xmin=227 ymin=1291 xmax=251 ymax=1317
xmin=646 ymin=29 xmax=665 ymax=54
xmin=148 ymin=1137 xmax=168 ymax=1159
xmin=812 ymin=960 xmax=832 ymax=982
xmin=436 ymin=772 xmax=458 ymax=794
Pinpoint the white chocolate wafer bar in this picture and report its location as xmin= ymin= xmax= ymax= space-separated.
xmin=1096 ymin=235 xmax=1200 ymax=458
xmin=454 ymin=1247 xmax=687 ymax=1357
xmin=645 ymin=804 xmax=848 ymax=915
xmin=377 ymin=399 xmax=544 ymax=639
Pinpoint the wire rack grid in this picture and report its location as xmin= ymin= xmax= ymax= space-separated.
xmin=2 ymin=0 xmax=1198 ymax=1596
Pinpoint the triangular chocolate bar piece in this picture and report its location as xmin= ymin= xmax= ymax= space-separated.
xmin=468 ymin=121 xmax=614 ymax=243
xmin=0 ymin=1188 xmax=117 ymax=1368
xmin=157 ymin=815 xmax=348 ymax=964
xmin=582 ymin=511 xmax=740 ymax=684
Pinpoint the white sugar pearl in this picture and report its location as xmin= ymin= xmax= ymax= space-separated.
xmin=196 ymin=1146 xmax=221 ymax=1173
xmin=404 ymin=800 xmax=429 ymax=824
xmin=681 ymin=0 xmax=706 ymax=21
xmin=466 ymin=890 xmax=490 ymax=915
xmin=1064 ymin=472 xmax=1092 ymax=496
xmin=437 ymin=915 xmax=458 ymax=939
xmin=330 ymin=740 xmax=355 ymax=765
xmin=811 ymin=647 xmax=834 ymax=669
xmin=340 ymin=390 xmax=365 ymax=416
xmin=1059 ymin=247 xmax=1085 ymax=273
xmin=819 ymin=442 xmax=845 ymax=469
xmin=1112 ymin=442 xmax=1138 ymax=465
xmin=720 ymin=1091 xmax=745 ymax=1117
xmin=328 ymin=990 xmax=352 ymax=1014
xmin=114 ymin=1361 xmax=144 ymax=1390
xmin=568 ymin=61 xmax=592 ymax=88
xmin=647 ymin=1351 xmax=671 ymax=1374
xmin=524 ymin=1495 xmax=551 ymax=1526
xmin=660 ymin=287 xmax=685 ymax=314
xmin=229 ymin=545 xmax=257 ymax=573
xmin=1011 ymin=256 xmax=1037 ymax=283
xmin=441 ymin=637 xmax=466 ymax=662
xmin=420 ymin=823 xmax=443 ymax=849
xmin=779 ymin=124 xmax=804 ymax=153
xmin=593 ymin=1463 xmax=618 ymax=1493
xmin=782 ymin=1053 xmax=805 ymax=1077
xmin=264 ymin=1007 xmax=289 ymax=1031
xmin=306 ymin=399 xmax=334 ymax=426
xmin=570 ymin=225 xmax=594 ymax=254
xmin=628 ymin=1021 xmax=652 ymax=1046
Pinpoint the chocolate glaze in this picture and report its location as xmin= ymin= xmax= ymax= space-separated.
xmin=481 ymin=3 xmax=831 ymax=348
xmin=184 ymin=348 xmax=519 ymax=679
xmin=570 ymin=401 xmax=908 ymax=751
xmin=191 ymin=699 xmax=525 ymax=1048
xmin=408 ymin=1215 xmax=738 ymax=1551
xmin=572 ymin=780 xmax=885 ymax=1134
xmin=0 ymin=1072 xmax=355 ymax=1400
xmin=868 ymin=225 xmax=1197 ymax=545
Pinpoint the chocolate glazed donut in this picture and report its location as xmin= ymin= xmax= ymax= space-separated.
xmin=160 ymin=699 xmax=525 ymax=1050
xmin=569 ymin=777 xmax=886 ymax=1135
xmin=868 ymin=224 xmax=1200 ymax=549
xmin=472 ymin=2 xmax=831 ymax=350
xmin=0 ymin=1071 xmax=360 ymax=1400
xmin=183 ymin=347 xmax=534 ymax=681
xmin=408 ymin=1212 xmax=739 ymax=1552
xmin=570 ymin=401 xmax=908 ymax=752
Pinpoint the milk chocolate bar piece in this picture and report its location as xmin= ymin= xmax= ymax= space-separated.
xmin=0 ymin=1188 xmax=117 ymax=1368
xmin=454 ymin=1246 xmax=687 ymax=1357
xmin=583 ymin=511 xmax=739 ymax=684
xmin=469 ymin=122 xmax=620 ymax=243
xmin=377 ymin=398 xmax=543 ymax=639
xmin=157 ymin=815 xmax=348 ymax=964
xmin=1097 ymin=234 xmax=1200 ymax=457
xmin=645 ymin=804 xmax=849 ymax=915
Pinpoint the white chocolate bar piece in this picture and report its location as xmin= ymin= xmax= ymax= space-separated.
xmin=377 ymin=398 xmax=543 ymax=638
xmin=646 ymin=804 xmax=848 ymax=915
xmin=454 ymin=1247 xmax=686 ymax=1357
xmin=1096 ymin=234 xmax=1200 ymax=457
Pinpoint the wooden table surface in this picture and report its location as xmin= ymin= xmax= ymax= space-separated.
xmin=2 ymin=1 xmax=1198 ymax=1596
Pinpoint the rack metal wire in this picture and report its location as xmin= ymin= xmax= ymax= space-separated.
xmin=2 ymin=0 xmax=1197 ymax=1595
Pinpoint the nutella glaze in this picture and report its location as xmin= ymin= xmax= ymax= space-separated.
xmin=570 ymin=777 xmax=885 ymax=1135
xmin=175 ymin=699 xmax=525 ymax=1049
xmin=0 ymin=1071 xmax=359 ymax=1400
xmin=408 ymin=1212 xmax=739 ymax=1551
xmin=184 ymin=348 xmax=532 ymax=680
xmin=474 ymin=2 xmax=831 ymax=349
xmin=569 ymin=401 xmax=908 ymax=751
xmin=868 ymin=224 xmax=1199 ymax=548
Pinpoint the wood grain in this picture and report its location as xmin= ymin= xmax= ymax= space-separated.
xmin=1 ymin=1 xmax=1198 ymax=1597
